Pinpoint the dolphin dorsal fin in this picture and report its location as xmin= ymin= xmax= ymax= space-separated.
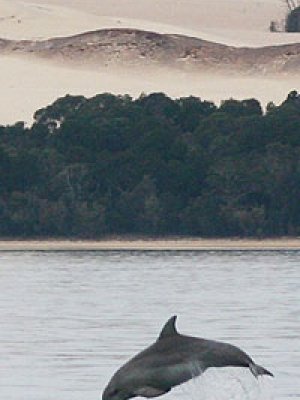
xmin=158 ymin=316 xmax=178 ymax=340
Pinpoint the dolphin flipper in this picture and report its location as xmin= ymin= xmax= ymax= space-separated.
xmin=133 ymin=387 xmax=171 ymax=398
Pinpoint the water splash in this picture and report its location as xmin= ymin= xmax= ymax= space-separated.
xmin=178 ymin=367 xmax=273 ymax=400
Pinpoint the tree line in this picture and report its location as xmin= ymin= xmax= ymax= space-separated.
xmin=0 ymin=90 xmax=300 ymax=238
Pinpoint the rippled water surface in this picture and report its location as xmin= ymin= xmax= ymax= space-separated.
xmin=0 ymin=250 xmax=299 ymax=400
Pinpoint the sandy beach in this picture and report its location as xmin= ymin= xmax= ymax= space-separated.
xmin=0 ymin=0 xmax=299 ymax=125
xmin=0 ymin=238 xmax=300 ymax=251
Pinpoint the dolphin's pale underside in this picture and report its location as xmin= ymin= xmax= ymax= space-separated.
xmin=102 ymin=316 xmax=273 ymax=400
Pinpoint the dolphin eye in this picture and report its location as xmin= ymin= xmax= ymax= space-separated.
xmin=110 ymin=389 xmax=119 ymax=397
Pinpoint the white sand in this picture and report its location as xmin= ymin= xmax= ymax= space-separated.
xmin=1 ymin=0 xmax=300 ymax=46
xmin=0 ymin=0 xmax=299 ymax=125
xmin=0 ymin=55 xmax=298 ymax=126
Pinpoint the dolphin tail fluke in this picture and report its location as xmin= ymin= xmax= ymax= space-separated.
xmin=249 ymin=363 xmax=274 ymax=379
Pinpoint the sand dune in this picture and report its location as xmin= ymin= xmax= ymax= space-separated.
xmin=1 ymin=0 xmax=300 ymax=46
xmin=3 ymin=28 xmax=300 ymax=74
xmin=0 ymin=54 xmax=297 ymax=126
xmin=0 ymin=0 xmax=299 ymax=125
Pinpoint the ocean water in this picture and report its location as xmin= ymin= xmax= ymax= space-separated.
xmin=0 ymin=250 xmax=299 ymax=400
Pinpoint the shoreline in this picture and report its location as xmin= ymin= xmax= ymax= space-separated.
xmin=0 ymin=238 xmax=300 ymax=251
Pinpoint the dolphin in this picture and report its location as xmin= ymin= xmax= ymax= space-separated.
xmin=102 ymin=316 xmax=273 ymax=400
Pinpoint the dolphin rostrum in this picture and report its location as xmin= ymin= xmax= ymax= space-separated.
xmin=102 ymin=316 xmax=273 ymax=400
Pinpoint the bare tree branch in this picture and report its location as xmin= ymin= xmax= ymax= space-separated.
xmin=284 ymin=0 xmax=294 ymax=11
xmin=285 ymin=0 xmax=300 ymax=10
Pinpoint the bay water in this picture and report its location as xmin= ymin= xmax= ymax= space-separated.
xmin=0 ymin=250 xmax=299 ymax=399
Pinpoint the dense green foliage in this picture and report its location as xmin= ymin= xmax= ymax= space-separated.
xmin=1 ymin=90 xmax=300 ymax=238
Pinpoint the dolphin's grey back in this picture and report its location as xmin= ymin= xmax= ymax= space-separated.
xmin=126 ymin=315 xmax=253 ymax=371
xmin=115 ymin=316 xmax=253 ymax=392
xmin=128 ymin=333 xmax=252 ymax=370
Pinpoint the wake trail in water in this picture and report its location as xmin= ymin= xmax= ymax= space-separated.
xmin=179 ymin=366 xmax=273 ymax=400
